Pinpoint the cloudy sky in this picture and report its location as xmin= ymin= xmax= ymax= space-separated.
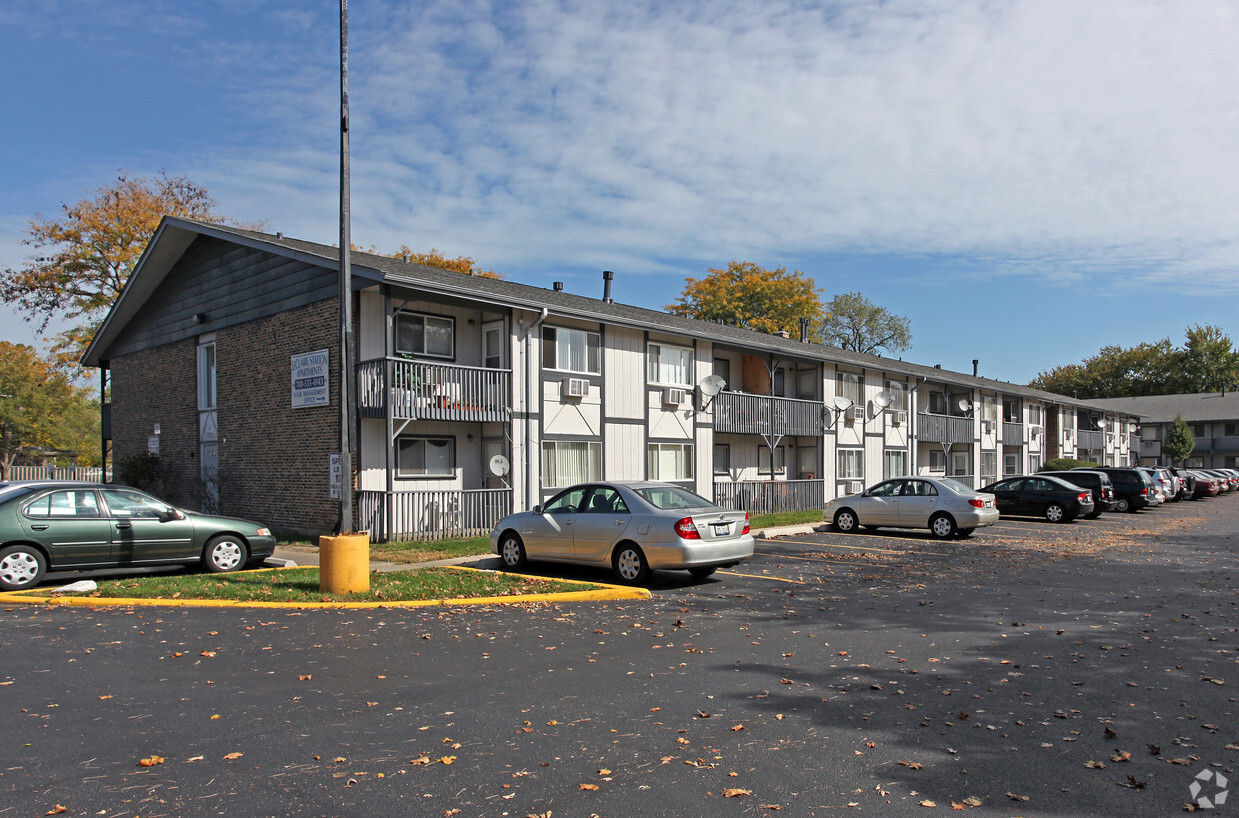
xmin=2 ymin=0 xmax=1237 ymax=383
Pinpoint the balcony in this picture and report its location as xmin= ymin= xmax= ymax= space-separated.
xmin=1002 ymin=422 xmax=1023 ymax=446
xmin=1076 ymin=429 xmax=1104 ymax=450
xmin=358 ymin=488 xmax=512 ymax=542
xmin=357 ymin=358 xmax=510 ymax=422
xmin=917 ymin=413 xmax=973 ymax=444
xmin=713 ymin=392 xmax=823 ymax=437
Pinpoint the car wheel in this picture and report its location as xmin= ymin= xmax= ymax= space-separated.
xmin=929 ymin=513 xmax=957 ymax=540
xmin=688 ymin=566 xmax=717 ymax=580
xmin=613 ymin=544 xmax=651 ymax=585
xmin=1114 ymin=495 xmax=1132 ymax=513
xmin=833 ymin=509 xmax=858 ymax=533
xmin=1044 ymin=503 xmax=1066 ymax=523
xmin=957 ymin=527 xmax=975 ymax=539
xmin=499 ymin=532 xmax=527 ymax=570
xmin=0 ymin=544 xmax=46 ymax=591
xmin=203 ymin=535 xmax=247 ymax=573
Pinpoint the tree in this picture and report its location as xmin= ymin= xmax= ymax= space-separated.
xmin=814 ymin=291 xmax=912 ymax=355
xmin=1030 ymin=339 xmax=1186 ymax=398
xmin=389 ymin=247 xmax=504 ymax=280
xmin=1 ymin=172 xmax=229 ymax=369
xmin=1163 ymin=415 xmax=1197 ymax=465
xmin=666 ymin=261 xmax=823 ymax=335
xmin=0 ymin=343 xmax=100 ymax=478
xmin=1181 ymin=324 xmax=1239 ymax=393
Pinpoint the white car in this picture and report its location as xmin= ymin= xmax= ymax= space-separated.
xmin=825 ymin=477 xmax=999 ymax=539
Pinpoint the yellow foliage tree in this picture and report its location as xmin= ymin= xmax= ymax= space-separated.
xmin=355 ymin=244 xmax=503 ymax=279
xmin=0 ymin=343 xmax=100 ymax=477
xmin=666 ymin=261 xmax=823 ymax=335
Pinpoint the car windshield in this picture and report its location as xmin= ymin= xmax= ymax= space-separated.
xmin=634 ymin=485 xmax=714 ymax=510
xmin=936 ymin=478 xmax=976 ymax=494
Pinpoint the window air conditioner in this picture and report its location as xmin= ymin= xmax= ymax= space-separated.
xmin=1030 ymin=426 xmax=1041 ymax=438
xmin=562 ymin=378 xmax=589 ymax=398
xmin=662 ymin=386 xmax=687 ymax=406
xmin=848 ymin=405 xmax=865 ymax=421
xmin=892 ymin=410 xmax=907 ymax=425
xmin=981 ymin=419 xmax=994 ymax=433
xmin=1064 ymin=429 xmax=1074 ymax=441
xmin=847 ymin=480 xmax=864 ymax=494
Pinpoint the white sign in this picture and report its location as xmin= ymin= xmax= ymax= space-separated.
xmin=147 ymin=435 xmax=160 ymax=454
xmin=291 ymin=349 xmax=330 ymax=408
xmin=329 ymin=453 xmax=342 ymax=500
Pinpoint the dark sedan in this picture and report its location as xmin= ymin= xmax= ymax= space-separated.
xmin=979 ymin=475 xmax=1095 ymax=523
xmin=0 ymin=481 xmax=276 ymax=591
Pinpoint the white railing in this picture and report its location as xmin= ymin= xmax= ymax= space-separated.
xmin=5 ymin=465 xmax=109 ymax=482
xmin=713 ymin=479 xmax=824 ymax=515
xmin=358 ymin=488 xmax=512 ymax=542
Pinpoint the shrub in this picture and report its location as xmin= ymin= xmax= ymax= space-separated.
xmin=1040 ymin=458 xmax=1100 ymax=472
xmin=116 ymin=453 xmax=165 ymax=494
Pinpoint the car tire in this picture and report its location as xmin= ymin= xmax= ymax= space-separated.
xmin=613 ymin=544 xmax=651 ymax=586
xmin=1114 ymin=495 xmax=1133 ymax=513
xmin=929 ymin=513 xmax=957 ymax=540
xmin=862 ymin=525 xmax=881 ymax=532
xmin=833 ymin=509 xmax=858 ymax=533
xmin=688 ymin=566 xmax=717 ymax=580
xmin=1044 ymin=503 xmax=1066 ymax=523
xmin=957 ymin=527 xmax=975 ymax=539
xmin=0 ymin=544 xmax=46 ymax=591
xmin=203 ymin=535 xmax=248 ymax=573
xmin=499 ymin=532 xmax=527 ymax=570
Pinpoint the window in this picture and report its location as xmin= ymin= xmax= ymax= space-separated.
xmin=543 ymin=327 xmax=600 ymax=374
xmin=1193 ymin=424 xmax=1207 ymax=437
xmin=1143 ymin=426 xmax=1162 ymax=441
xmin=837 ymin=372 xmax=863 ymax=405
xmin=837 ymin=449 xmax=863 ymax=480
xmin=396 ymin=312 xmax=454 ymax=359
xmin=1028 ymin=453 xmax=1042 ymax=473
xmin=980 ymin=396 xmax=997 ymax=423
xmin=885 ymin=381 xmax=908 ymax=411
xmin=648 ymin=443 xmax=694 ymax=481
xmin=197 ymin=342 xmax=216 ymax=410
xmin=542 ymin=440 xmax=601 ymax=487
xmin=1003 ymin=399 xmax=1020 ymax=423
xmin=583 ymin=486 xmax=629 ymax=514
xmin=647 ymin=343 xmax=693 ymax=386
xmin=902 ymin=480 xmax=938 ymax=497
xmin=713 ymin=358 xmax=731 ymax=389
xmin=797 ymin=369 xmax=818 ymax=400
xmin=1028 ymin=404 xmax=1043 ymax=426
xmin=25 ymin=490 xmax=101 ymax=519
xmin=928 ymin=450 xmax=946 ymax=472
xmin=397 ymin=436 xmax=455 ymax=477
xmin=928 ymin=391 xmax=947 ymax=415
xmin=980 ymin=451 xmax=997 ymax=483
xmin=100 ymin=488 xmax=169 ymax=519
xmin=772 ymin=367 xmax=786 ymax=397
xmin=482 ymin=320 xmax=504 ymax=368
xmin=544 ymin=486 xmax=587 ymax=514
xmin=1003 ymin=452 xmax=1018 ymax=476
xmin=1226 ymin=423 xmax=1238 ymax=437
xmin=868 ymin=480 xmax=903 ymax=497
xmin=950 ymin=451 xmax=970 ymax=477
xmin=884 ymin=449 xmax=907 ymax=478
xmin=713 ymin=444 xmax=730 ymax=476
xmin=758 ymin=445 xmax=787 ymax=475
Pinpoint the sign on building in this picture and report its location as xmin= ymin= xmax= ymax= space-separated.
xmin=291 ymin=349 xmax=330 ymax=408
xmin=329 ymin=453 xmax=342 ymax=500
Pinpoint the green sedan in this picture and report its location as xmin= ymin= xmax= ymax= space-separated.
xmin=0 ymin=481 xmax=276 ymax=591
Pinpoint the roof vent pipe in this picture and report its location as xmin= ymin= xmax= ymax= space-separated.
xmin=553 ymin=282 xmax=563 ymax=292
xmin=799 ymin=317 xmax=810 ymax=343
xmin=972 ymin=359 xmax=979 ymax=377
xmin=602 ymin=270 xmax=614 ymax=303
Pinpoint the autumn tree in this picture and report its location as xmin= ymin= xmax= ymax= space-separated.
xmin=1182 ymin=324 xmax=1239 ymax=393
xmin=666 ymin=262 xmax=822 ymax=335
xmin=391 ymin=247 xmax=503 ymax=280
xmin=1163 ymin=415 xmax=1197 ymax=465
xmin=1 ymin=172 xmax=230 ymax=369
xmin=814 ymin=291 xmax=912 ymax=355
xmin=0 ymin=343 xmax=100 ymax=478
xmin=1030 ymin=339 xmax=1186 ymax=399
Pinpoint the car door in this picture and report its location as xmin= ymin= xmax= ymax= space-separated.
xmin=520 ymin=486 xmax=587 ymax=561
xmin=100 ymin=487 xmax=197 ymax=563
xmin=19 ymin=488 xmax=114 ymax=568
xmin=859 ymin=480 xmax=904 ymax=525
xmin=1025 ymin=477 xmax=1058 ymax=514
xmin=987 ymin=478 xmax=1025 ymax=515
xmin=897 ymin=480 xmax=940 ymax=526
xmin=571 ymin=486 xmax=631 ymax=563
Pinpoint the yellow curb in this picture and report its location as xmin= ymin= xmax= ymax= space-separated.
xmin=0 ymin=565 xmax=650 ymax=609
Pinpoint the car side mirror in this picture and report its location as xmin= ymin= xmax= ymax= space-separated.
xmin=532 ymin=504 xmax=543 ymax=514
xmin=161 ymin=507 xmax=186 ymax=521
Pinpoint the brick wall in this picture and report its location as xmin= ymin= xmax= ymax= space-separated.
xmin=110 ymin=298 xmax=342 ymax=536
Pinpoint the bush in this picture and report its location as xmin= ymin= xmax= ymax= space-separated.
xmin=116 ymin=453 xmax=165 ymax=493
xmin=1040 ymin=458 xmax=1100 ymax=472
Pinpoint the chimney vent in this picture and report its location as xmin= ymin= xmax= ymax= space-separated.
xmin=602 ymin=270 xmax=614 ymax=303
xmin=799 ymin=317 xmax=810 ymax=343
xmin=972 ymin=359 xmax=979 ymax=377
xmin=553 ymin=282 xmax=564 ymax=292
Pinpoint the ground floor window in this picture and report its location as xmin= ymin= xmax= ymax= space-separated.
xmin=838 ymin=449 xmax=863 ymax=480
xmin=884 ymin=449 xmax=907 ymax=478
xmin=397 ymin=436 xmax=455 ymax=477
xmin=1028 ymin=453 xmax=1042 ymax=473
xmin=542 ymin=440 xmax=602 ymax=487
xmin=1187 ymin=456 xmax=1205 ymax=468
xmin=980 ymin=451 xmax=997 ymax=484
xmin=950 ymin=451 xmax=970 ymax=479
xmin=713 ymin=444 xmax=730 ymax=475
xmin=649 ymin=442 xmax=694 ymax=481
xmin=1003 ymin=452 xmax=1018 ymax=476
xmin=758 ymin=445 xmax=788 ymax=475
xmin=927 ymin=449 xmax=945 ymax=472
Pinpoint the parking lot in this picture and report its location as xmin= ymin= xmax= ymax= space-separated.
xmin=3 ymin=497 xmax=1237 ymax=817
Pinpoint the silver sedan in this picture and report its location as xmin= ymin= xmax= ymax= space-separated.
xmin=490 ymin=482 xmax=755 ymax=584
xmin=824 ymin=476 xmax=999 ymax=539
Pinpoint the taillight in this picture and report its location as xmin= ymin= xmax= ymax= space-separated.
xmin=674 ymin=517 xmax=701 ymax=539
xmin=741 ymin=513 xmax=751 ymax=536
xmin=1140 ymin=487 xmax=1148 ymax=496
xmin=969 ymin=498 xmax=985 ymax=508
xmin=1079 ymin=492 xmax=1090 ymax=503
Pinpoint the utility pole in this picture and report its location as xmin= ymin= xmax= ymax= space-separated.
xmin=337 ymin=0 xmax=354 ymax=533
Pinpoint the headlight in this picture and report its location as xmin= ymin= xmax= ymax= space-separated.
xmin=256 ymin=527 xmax=272 ymax=536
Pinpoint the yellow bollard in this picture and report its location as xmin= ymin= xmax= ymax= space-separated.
xmin=319 ymin=531 xmax=371 ymax=594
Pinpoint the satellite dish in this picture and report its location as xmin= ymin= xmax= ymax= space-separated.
xmin=833 ymin=396 xmax=854 ymax=411
xmin=873 ymin=390 xmax=893 ymax=409
xmin=956 ymin=398 xmax=973 ymax=413
xmin=488 ymin=455 xmax=510 ymax=477
xmin=1096 ymin=418 xmax=1108 ymax=429
xmin=699 ymin=374 xmax=727 ymax=397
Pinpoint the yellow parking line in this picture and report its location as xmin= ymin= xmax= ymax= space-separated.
xmin=716 ymin=570 xmax=809 ymax=583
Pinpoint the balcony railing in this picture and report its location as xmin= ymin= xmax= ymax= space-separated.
xmin=357 ymin=358 xmax=510 ymax=422
xmin=1076 ymin=429 xmax=1104 ymax=450
xmin=713 ymin=392 xmax=823 ymax=437
xmin=1002 ymin=422 xmax=1024 ymax=446
xmin=917 ymin=413 xmax=974 ymax=444
xmin=358 ymin=488 xmax=512 ymax=542
xmin=713 ymin=479 xmax=824 ymax=515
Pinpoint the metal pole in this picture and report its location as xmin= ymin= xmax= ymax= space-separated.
xmin=338 ymin=0 xmax=354 ymax=533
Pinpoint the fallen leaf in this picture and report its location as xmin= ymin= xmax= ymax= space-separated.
xmin=410 ymin=756 xmax=431 ymax=766
xmin=185 ymin=755 xmax=204 ymax=763
xmin=731 ymin=724 xmax=745 ymax=732
xmin=299 ymin=674 xmax=312 ymax=681
xmin=201 ymin=650 xmax=216 ymax=657
xmin=1110 ymin=750 xmax=1132 ymax=763
xmin=439 ymin=756 xmax=456 ymax=765
xmin=898 ymin=761 xmax=924 ymax=770
xmin=98 ymin=695 xmax=113 ymax=700
xmin=580 ymin=783 xmax=600 ymax=791
xmin=724 ymin=789 xmax=752 ymax=798
xmin=1084 ymin=760 xmax=1106 ymax=769
xmin=1006 ymin=792 xmax=1029 ymax=801
xmin=45 ymin=807 xmax=67 ymax=816
xmin=223 ymin=752 xmax=244 ymax=760
xmin=919 ymin=800 xmax=937 ymax=807
xmin=137 ymin=755 xmax=164 ymax=767
xmin=598 ymin=768 xmax=611 ymax=775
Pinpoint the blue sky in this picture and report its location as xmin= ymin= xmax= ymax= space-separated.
xmin=3 ymin=0 xmax=1238 ymax=384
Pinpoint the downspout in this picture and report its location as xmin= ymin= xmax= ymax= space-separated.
xmin=909 ymin=376 xmax=927 ymax=474
xmin=524 ymin=308 xmax=549 ymax=510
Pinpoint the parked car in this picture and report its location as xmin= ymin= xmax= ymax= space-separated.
xmin=1141 ymin=467 xmax=1178 ymax=502
xmin=490 ymin=481 xmax=754 ymax=584
xmin=1168 ymin=467 xmax=1197 ymax=500
xmin=1077 ymin=467 xmax=1154 ymax=513
xmin=1188 ymin=470 xmax=1222 ymax=498
xmin=1199 ymin=469 xmax=1236 ymax=493
xmin=1039 ymin=470 xmax=1115 ymax=517
xmin=825 ymin=476 xmax=998 ymax=540
xmin=980 ymin=475 xmax=1095 ymax=523
xmin=0 ymin=481 xmax=276 ymax=592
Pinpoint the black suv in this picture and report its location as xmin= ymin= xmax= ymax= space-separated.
xmin=1075 ymin=467 xmax=1152 ymax=512
xmin=1041 ymin=470 xmax=1115 ymax=517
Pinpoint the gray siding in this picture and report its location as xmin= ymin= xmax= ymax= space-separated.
xmin=101 ymin=236 xmax=338 ymax=360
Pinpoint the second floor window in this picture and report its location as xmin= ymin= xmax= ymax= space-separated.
xmin=885 ymin=380 xmax=908 ymax=411
xmin=396 ymin=312 xmax=454 ymax=359
xmin=648 ymin=343 xmax=693 ymax=386
xmin=928 ymin=391 xmax=947 ymax=415
xmin=544 ymin=326 xmax=601 ymax=374
xmin=837 ymin=372 xmax=863 ymax=405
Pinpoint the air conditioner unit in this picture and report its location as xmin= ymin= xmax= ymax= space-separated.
xmin=662 ymin=386 xmax=687 ymax=406
xmin=561 ymin=378 xmax=589 ymax=398
xmin=892 ymin=410 xmax=907 ymax=425
xmin=847 ymin=480 xmax=864 ymax=494
xmin=1030 ymin=426 xmax=1041 ymax=438
xmin=848 ymin=405 xmax=865 ymax=421
xmin=981 ymin=419 xmax=994 ymax=433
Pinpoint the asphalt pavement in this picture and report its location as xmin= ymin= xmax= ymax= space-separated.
xmin=2 ymin=499 xmax=1237 ymax=816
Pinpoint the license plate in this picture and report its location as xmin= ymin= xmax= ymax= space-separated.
xmin=713 ymin=523 xmax=730 ymax=535
xmin=985 ymin=500 xmax=994 ymax=508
